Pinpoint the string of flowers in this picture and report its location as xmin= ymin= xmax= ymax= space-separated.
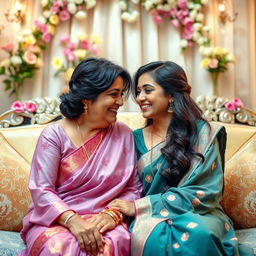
xmin=118 ymin=0 xmax=210 ymax=51
xmin=52 ymin=33 xmax=101 ymax=82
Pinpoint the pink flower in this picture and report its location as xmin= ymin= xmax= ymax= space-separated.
xmin=81 ymin=40 xmax=89 ymax=49
xmin=59 ymin=10 xmax=70 ymax=21
xmin=153 ymin=15 xmax=163 ymax=24
xmin=208 ymin=58 xmax=219 ymax=69
xmin=67 ymin=52 xmax=76 ymax=62
xmin=63 ymin=48 xmax=72 ymax=56
xmin=171 ymin=19 xmax=179 ymax=28
xmin=67 ymin=42 xmax=77 ymax=50
xmin=23 ymin=51 xmax=37 ymax=64
xmin=225 ymin=102 xmax=236 ymax=111
xmin=11 ymin=101 xmax=25 ymax=113
xmin=1 ymin=43 xmax=14 ymax=52
xmin=43 ymin=33 xmax=52 ymax=43
xmin=89 ymin=45 xmax=98 ymax=54
xmin=60 ymin=35 xmax=70 ymax=44
xmin=233 ymin=98 xmax=244 ymax=108
xmin=25 ymin=102 xmax=37 ymax=113
xmin=178 ymin=0 xmax=188 ymax=9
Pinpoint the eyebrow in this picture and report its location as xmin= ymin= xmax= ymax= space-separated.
xmin=107 ymin=88 xmax=122 ymax=93
xmin=137 ymin=84 xmax=154 ymax=89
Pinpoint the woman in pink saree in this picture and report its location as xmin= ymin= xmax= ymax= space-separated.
xmin=18 ymin=58 xmax=142 ymax=256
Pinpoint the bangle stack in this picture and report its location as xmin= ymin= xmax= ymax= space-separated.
xmin=100 ymin=209 xmax=123 ymax=225
xmin=63 ymin=212 xmax=75 ymax=225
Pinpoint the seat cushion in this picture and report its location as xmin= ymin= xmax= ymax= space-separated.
xmin=236 ymin=228 xmax=256 ymax=255
xmin=0 ymin=231 xmax=25 ymax=255
xmin=0 ymin=133 xmax=32 ymax=231
xmin=221 ymin=132 xmax=256 ymax=228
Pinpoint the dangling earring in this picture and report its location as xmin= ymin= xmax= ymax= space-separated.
xmin=168 ymin=100 xmax=174 ymax=113
xmin=84 ymin=104 xmax=88 ymax=114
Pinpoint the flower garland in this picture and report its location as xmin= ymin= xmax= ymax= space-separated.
xmin=0 ymin=0 xmax=235 ymax=100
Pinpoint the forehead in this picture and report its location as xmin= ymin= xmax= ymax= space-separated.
xmin=107 ymin=76 xmax=124 ymax=90
xmin=137 ymin=73 xmax=159 ymax=88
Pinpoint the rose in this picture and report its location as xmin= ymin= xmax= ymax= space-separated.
xmin=25 ymin=102 xmax=37 ymax=113
xmin=11 ymin=101 xmax=25 ymax=113
xmin=23 ymin=51 xmax=37 ymax=65
xmin=0 ymin=43 xmax=14 ymax=52
xmin=225 ymin=102 xmax=236 ymax=111
xmin=225 ymin=98 xmax=244 ymax=111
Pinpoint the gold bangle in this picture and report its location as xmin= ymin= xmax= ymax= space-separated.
xmin=100 ymin=210 xmax=120 ymax=225
xmin=63 ymin=212 xmax=75 ymax=225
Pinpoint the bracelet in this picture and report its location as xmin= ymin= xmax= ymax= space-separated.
xmin=100 ymin=210 xmax=120 ymax=225
xmin=63 ymin=212 xmax=75 ymax=225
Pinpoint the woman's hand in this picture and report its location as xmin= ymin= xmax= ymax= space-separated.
xmin=87 ymin=213 xmax=117 ymax=233
xmin=108 ymin=199 xmax=136 ymax=216
xmin=63 ymin=213 xmax=104 ymax=255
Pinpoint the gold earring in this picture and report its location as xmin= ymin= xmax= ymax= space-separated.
xmin=84 ymin=104 xmax=88 ymax=114
xmin=168 ymin=100 xmax=174 ymax=113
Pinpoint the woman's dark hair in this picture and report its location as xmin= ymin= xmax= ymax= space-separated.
xmin=60 ymin=57 xmax=132 ymax=118
xmin=133 ymin=61 xmax=209 ymax=188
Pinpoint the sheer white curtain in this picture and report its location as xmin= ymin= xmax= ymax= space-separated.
xmin=0 ymin=0 xmax=255 ymax=112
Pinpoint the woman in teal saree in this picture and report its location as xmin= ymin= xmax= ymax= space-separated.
xmin=109 ymin=61 xmax=253 ymax=256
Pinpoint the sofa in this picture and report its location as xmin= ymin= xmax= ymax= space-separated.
xmin=0 ymin=96 xmax=256 ymax=255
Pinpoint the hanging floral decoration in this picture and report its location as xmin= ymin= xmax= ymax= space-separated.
xmin=0 ymin=0 xmax=97 ymax=99
xmin=0 ymin=0 xmax=235 ymax=99
xmin=52 ymin=33 xmax=102 ymax=81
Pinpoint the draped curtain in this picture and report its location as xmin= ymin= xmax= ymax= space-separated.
xmin=0 ymin=0 xmax=255 ymax=112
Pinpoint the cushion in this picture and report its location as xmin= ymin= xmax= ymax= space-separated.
xmin=221 ymin=132 xmax=256 ymax=228
xmin=0 ymin=133 xmax=31 ymax=231
xmin=236 ymin=228 xmax=256 ymax=255
xmin=0 ymin=230 xmax=25 ymax=255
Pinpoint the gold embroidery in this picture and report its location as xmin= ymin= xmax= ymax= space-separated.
xmin=145 ymin=175 xmax=153 ymax=183
xmin=225 ymin=223 xmax=230 ymax=231
xmin=181 ymin=232 xmax=189 ymax=242
xmin=160 ymin=209 xmax=169 ymax=217
xmin=172 ymin=243 xmax=180 ymax=248
xmin=196 ymin=190 xmax=205 ymax=198
xmin=166 ymin=220 xmax=173 ymax=225
xmin=211 ymin=161 xmax=216 ymax=170
xmin=186 ymin=222 xmax=198 ymax=229
xmin=167 ymin=195 xmax=176 ymax=201
xmin=192 ymin=198 xmax=200 ymax=207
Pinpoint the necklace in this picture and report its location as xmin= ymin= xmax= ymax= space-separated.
xmin=76 ymin=121 xmax=103 ymax=160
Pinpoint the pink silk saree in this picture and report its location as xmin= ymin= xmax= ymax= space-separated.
xmin=19 ymin=121 xmax=142 ymax=256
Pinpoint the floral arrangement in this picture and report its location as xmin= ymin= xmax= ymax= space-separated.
xmin=11 ymin=100 xmax=37 ymax=114
xmin=200 ymin=46 xmax=235 ymax=73
xmin=224 ymin=98 xmax=244 ymax=112
xmin=0 ymin=0 xmax=97 ymax=99
xmin=52 ymin=33 xmax=101 ymax=81
xmin=118 ymin=0 xmax=210 ymax=51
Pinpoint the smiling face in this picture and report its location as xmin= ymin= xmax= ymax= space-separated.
xmin=136 ymin=72 xmax=172 ymax=119
xmin=85 ymin=76 xmax=124 ymax=127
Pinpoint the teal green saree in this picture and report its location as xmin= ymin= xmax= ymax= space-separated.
xmin=131 ymin=122 xmax=247 ymax=256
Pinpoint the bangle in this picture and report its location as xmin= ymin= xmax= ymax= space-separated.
xmin=63 ymin=212 xmax=75 ymax=225
xmin=100 ymin=210 xmax=120 ymax=225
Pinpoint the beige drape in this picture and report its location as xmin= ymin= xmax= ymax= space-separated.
xmin=0 ymin=0 xmax=255 ymax=112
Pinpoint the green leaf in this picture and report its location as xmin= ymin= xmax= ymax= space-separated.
xmin=0 ymin=66 xmax=5 ymax=75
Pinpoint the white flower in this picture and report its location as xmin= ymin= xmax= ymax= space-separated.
xmin=193 ymin=22 xmax=202 ymax=31
xmin=226 ymin=53 xmax=235 ymax=62
xmin=131 ymin=0 xmax=140 ymax=3
xmin=187 ymin=2 xmax=194 ymax=9
xmin=21 ymin=29 xmax=32 ymax=36
xmin=0 ymin=59 xmax=10 ymax=67
xmin=43 ymin=10 xmax=51 ymax=18
xmin=144 ymin=1 xmax=154 ymax=11
xmin=194 ymin=4 xmax=202 ymax=10
xmin=196 ymin=13 xmax=204 ymax=22
xmin=37 ymin=16 xmax=46 ymax=24
xmin=192 ymin=32 xmax=200 ymax=41
xmin=203 ymin=47 xmax=213 ymax=56
xmin=201 ymin=0 xmax=208 ymax=5
xmin=180 ymin=39 xmax=188 ymax=48
xmin=199 ymin=46 xmax=205 ymax=54
xmin=127 ymin=10 xmax=139 ymax=22
xmin=16 ymin=35 xmax=25 ymax=42
xmin=85 ymin=0 xmax=96 ymax=9
xmin=41 ymin=0 xmax=49 ymax=7
xmin=119 ymin=1 xmax=127 ymax=11
xmin=197 ymin=37 xmax=207 ymax=45
xmin=121 ymin=11 xmax=130 ymax=21
xmin=203 ymin=25 xmax=210 ymax=32
xmin=74 ymin=0 xmax=83 ymax=4
xmin=162 ymin=4 xmax=172 ymax=11
xmin=74 ymin=10 xmax=87 ymax=20
xmin=68 ymin=3 xmax=77 ymax=14
xmin=189 ymin=10 xmax=197 ymax=20
xmin=10 ymin=56 xmax=22 ymax=65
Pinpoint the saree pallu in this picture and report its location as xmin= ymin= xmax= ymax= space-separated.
xmin=19 ymin=121 xmax=142 ymax=256
xmin=131 ymin=122 xmax=251 ymax=256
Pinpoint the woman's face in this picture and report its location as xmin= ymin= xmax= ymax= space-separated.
xmin=86 ymin=76 xmax=124 ymax=126
xmin=136 ymin=73 xmax=171 ymax=119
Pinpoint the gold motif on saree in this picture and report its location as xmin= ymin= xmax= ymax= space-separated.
xmin=167 ymin=220 xmax=173 ymax=225
xmin=160 ymin=209 xmax=169 ymax=217
xmin=186 ymin=222 xmax=198 ymax=229
xmin=230 ymin=237 xmax=238 ymax=240
xmin=145 ymin=174 xmax=152 ymax=183
xmin=181 ymin=232 xmax=189 ymax=242
xmin=172 ymin=243 xmax=180 ymax=248
xmin=196 ymin=190 xmax=205 ymax=198
xmin=167 ymin=194 xmax=176 ymax=201
xmin=192 ymin=197 xmax=200 ymax=207
xmin=225 ymin=223 xmax=230 ymax=231
xmin=211 ymin=161 xmax=216 ymax=170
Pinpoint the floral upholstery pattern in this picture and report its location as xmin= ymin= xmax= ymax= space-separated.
xmin=221 ymin=133 xmax=256 ymax=229
xmin=0 ymin=133 xmax=31 ymax=231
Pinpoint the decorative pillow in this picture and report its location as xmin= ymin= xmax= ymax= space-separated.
xmin=221 ymin=132 xmax=256 ymax=228
xmin=0 ymin=133 xmax=31 ymax=231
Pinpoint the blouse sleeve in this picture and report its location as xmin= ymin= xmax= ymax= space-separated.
xmin=28 ymin=124 xmax=73 ymax=226
xmin=135 ymin=129 xmax=226 ymax=219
